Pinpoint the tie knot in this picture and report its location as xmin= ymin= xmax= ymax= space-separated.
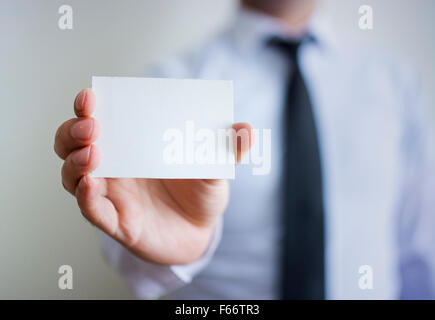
xmin=267 ymin=36 xmax=305 ymax=60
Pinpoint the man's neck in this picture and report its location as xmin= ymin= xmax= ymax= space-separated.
xmin=242 ymin=0 xmax=315 ymax=34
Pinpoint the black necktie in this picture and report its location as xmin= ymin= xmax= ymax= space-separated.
xmin=268 ymin=37 xmax=325 ymax=299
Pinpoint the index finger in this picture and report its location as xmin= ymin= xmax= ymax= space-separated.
xmin=74 ymin=88 xmax=96 ymax=117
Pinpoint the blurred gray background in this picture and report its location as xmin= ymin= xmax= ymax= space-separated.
xmin=0 ymin=0 xmax=434 ymax=299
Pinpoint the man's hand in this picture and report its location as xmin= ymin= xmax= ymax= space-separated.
xmin=54 ymin=88 xmax=253 ymax=265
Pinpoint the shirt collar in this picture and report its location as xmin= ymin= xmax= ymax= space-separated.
xmin=229 ymin=6 xmax=339 ymax=55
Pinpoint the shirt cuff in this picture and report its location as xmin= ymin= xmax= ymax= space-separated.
xmin=101 ymin=218 xmax=223 ymax=299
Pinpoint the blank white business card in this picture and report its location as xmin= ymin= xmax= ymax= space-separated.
xmin=91 ymin=76 xmax=235 ymax=179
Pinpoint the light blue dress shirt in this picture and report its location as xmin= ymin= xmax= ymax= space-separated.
xmin=102 ymin=8 xmax=435 ymax=299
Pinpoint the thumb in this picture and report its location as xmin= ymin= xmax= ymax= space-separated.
xmin=232 ymin=122 xmax=255 ymax=164
xmin=201 ymin=122 xmax=254 ymax=185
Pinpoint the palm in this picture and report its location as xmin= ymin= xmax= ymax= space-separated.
xmin=85 ymin=177 xmax=228 ymax=265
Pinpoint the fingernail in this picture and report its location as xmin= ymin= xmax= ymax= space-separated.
xmin=80 ymin=90 xmax=87 ymax=110
xmin=71 ymin=118 xmax=94 ymax=141
xmin=73 ymin=145 xmax=92 ymax=166
xmin=75 ymin=91 xmax=85 ymax=112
